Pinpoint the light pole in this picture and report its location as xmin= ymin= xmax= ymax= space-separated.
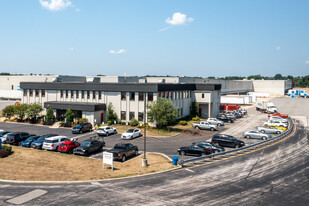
xmin=142 ymin=92 xmax=148 ymax=167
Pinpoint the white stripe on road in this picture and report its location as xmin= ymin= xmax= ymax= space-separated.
xmin=185 ymin=169 xmax=195 ymax=173
xmin=6 ymin=189 xmax=47 ymax=205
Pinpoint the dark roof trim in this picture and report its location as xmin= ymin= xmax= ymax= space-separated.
xmin=21 ymin=82 xmax=221 ymax=92
xmin=44 ymin=101 xmax=106 ymax=112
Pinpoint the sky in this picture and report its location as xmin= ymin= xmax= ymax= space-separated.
xmin=0 ymin=0 xmax=308 ymax=77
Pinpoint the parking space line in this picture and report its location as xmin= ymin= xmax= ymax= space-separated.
xmin=185 ymin=168 xmax=195 ymax=173
xmin=6 ymin=189 xmax=47 ymax=205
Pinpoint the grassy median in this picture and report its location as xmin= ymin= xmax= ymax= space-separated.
xmin=0 ymin=146 xmax=176 ymax=181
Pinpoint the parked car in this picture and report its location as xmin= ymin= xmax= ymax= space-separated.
xmin=263 ymin=120 xmax=288 ymax=128
xmin=72 ymin=123 xmax=93 ymax=134
xmin=192 ymin=141 xmax=225 ymax=153
xmin=232 ymin=110 xmax=242 ymax=118
xmin=216 ymin=114 xmax=235 ymax=123
xmin=257 ymin=125 xmax=285 ymax=134
xmin=192 ymin=121 xmax=218 ymax=131
xmin=97 ymin=126 xmax=117 ymax=136
xmin=269 ymin=116 xmax=288 ymax=123
xmin=1 ymin=133 xmax=9 ymax=144
xmin=42 ymin=136 xmax=70 ymax=151
xmin=5 ymin=132 xmax=33 ymax=145
xmin=58 ymin=140 xmax=80 ymax=154
xmin=121 ymin=129 xmax=142 ymax=140
xmin=239 ymin=108 xmax=247 ymax=115
xmin=107 ymin=143 xmax=139 ymax=162
xmin=225 ymin=112 xmax=236 ymax=119
xmin=21 ymin=136 xmax=41 ymax=147
xmin=267 ymin=112 xmax=288 ymax=119
xmin=206 ymin=118 xmax=224 ymax=126
xmin=31 ymin=134 xmax=59 ymax=149
xmin=73 ymin=139 xmax=105 ymax=156
xmin=243 ymin=130 xmax=272 ymax=140
xmin=211 ymin=134 xmax=245 ymax=148
xmin=178 ymin=145 xmax=212 ymax=156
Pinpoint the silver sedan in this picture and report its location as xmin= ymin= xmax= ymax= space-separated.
xmin=243 ymin=130 xmax=272 ymax=140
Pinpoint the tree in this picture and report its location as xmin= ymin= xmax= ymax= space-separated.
xmin=65 ymin=108 xmax=74 ymax=123
xmin=26 ymin=103 xmax=43 ymax=119
xmin=106 ymin=103 xmax=117 ymax=123
xmin=46 ymin=107 xmax=55 ymax=122
xmin=2 ymin=105 xmax=15 ymax=119
xmin=190 ymin=102 xmax=198 ymax=117
xmin=147 ymin=98 xmax=179 ymax=128
xmin=14 ymin=104 xmax=28 ymax=120
xmin=274 ymin=74 xmax=283 ymax=80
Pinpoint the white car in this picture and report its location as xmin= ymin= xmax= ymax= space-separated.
xmin=1 ymin=133 xmax=9 ymax=144
xmin=121 ymin=129 xmax=142 ymax=140
xmin=206 ymin=118 xmax=224 ymax=126
xmin=42 ymin=136 xmax=70 ymax=151
xmin=263 ymin=120 xmax=288 ymax=128
xmin=97 ymin=126 xmax=117 ymax=136
xmin=269 ymin=116 xmax=288 ymax=123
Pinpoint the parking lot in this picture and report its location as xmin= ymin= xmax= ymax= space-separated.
xmin=0 ymin=104 xmax=273 ymax=161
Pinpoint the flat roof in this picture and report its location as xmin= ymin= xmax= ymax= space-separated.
xmin=21 ymin=82 xmax=221 ymax=92
xmin=44 ymin=101 xmax=106 ymax=112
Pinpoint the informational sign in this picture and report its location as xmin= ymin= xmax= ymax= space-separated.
xmin=103 ymin=152 xmax=113 ymax=170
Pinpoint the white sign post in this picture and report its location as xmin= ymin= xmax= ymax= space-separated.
xmin=103 ymin=152 xmax=113 ymax=170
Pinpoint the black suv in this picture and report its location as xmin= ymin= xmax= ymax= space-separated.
xmin=73 ymin=139 xmax=105 ymax=156
xmin=211 ymin=134 xmax=245 ymax=148
xmin=216 ymin=114 xmax=235 ymax=123
xmin=6 ymin=132 xmax=33 ymax=145
xmin=72 ymin=123 xmax=93 ymax=134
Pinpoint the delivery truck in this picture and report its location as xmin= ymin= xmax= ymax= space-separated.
xmin=256 ymin=100 xmax=278 ymax=113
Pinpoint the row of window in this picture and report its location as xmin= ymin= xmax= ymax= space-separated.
xmin=158 ymin=91 xmax=190 ymax=100
xmin=121 ymin=111 xmax=144 ymax=121
xmin=120 ymin=92 xmax=153 ymax=101
xmin=24 ymin=89 xmax=45 ymax=97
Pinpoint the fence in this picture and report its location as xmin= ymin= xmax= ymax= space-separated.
xmin=179 ymin=117 xmax=294 ymax=167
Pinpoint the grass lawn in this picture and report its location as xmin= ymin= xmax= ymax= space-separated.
xmin=0 ymin=146 xmax=176 ymax=181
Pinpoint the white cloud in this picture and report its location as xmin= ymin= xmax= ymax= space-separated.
xmin=39 ymin=0 xmax=72 ymax=11
xmin=276 ymin=46 xmax=280 ymax=50
xmin=109 ymin=49 xmax=127 ymax=54
xmin=165 ymin=12 xmax=194 ymax=25
xmin=75 ymin=8 xmax=80 ymax=12
xmin=305 ymin=60 xmax=309 ymax=64
xmin=68 ymin=48 xmax=74 ymax=51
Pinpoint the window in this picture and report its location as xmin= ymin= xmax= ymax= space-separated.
xmin=139 ymin=93 xmax=144 ymax=101
xmin=121 ymin=92 xmax=126 ymax=101
xmin=82 ymin=91 xmax=84 ymax=99
xmin=157 ymin=92 xmax=160 ymax=97
xmin=42 ymin=90 xmax=45 ymax=97
xmin=99 ymin=91 xmax=102 ymax=100
xmin=171 ymin=92 xmax=174 ymax=100
xmin=129 ymin=112 xmax=135 ymax=120
xmin=162 ymin=92 xmax=165 ymax=98
xmin=202 ymin=93 xmax=205 ymax=98
xmin=65 ymin=90 xmax=68 ymax=98
xmin=87 ymin=91 xmax=90 ymax=99
xmin=93 ymin=91 xmax=96 ymax=99
xmin=60 ymin=90 xmax=63 ymax=98
xmin=130 ymin=92 xmax=135 ymax=101
xmin=166 ymin=92 xmax=169 ymax=99
xmin=148 ymin=93 xmax=153 ymax=101
xmin=76 ymin=91 xmax=79 ymax=99
xmin=138 ymin=112 xmax=144 ymax=121
xmin=11 ymin=85 xmax=14 ymax=90
xmin=71 ymin=90 xmax=74 ymax=98
xmin=23 ymin=90 xmax=27 ymax=96
xmin=35 ymin=90 xmax=39 ymax=97
xmin=121 ymin=111 xmax=126 ymax=120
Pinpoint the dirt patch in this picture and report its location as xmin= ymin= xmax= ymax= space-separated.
xmin=181 ymin=128 xmax=203 ymax=136
xmin=0 ymin=146 xmax=176 ymax=181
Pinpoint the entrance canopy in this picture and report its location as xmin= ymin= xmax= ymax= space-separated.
xmin=44 ymin=101 xmax=106 ymax=112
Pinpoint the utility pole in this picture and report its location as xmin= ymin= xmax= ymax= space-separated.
xmin=142 ymin=92 xmax=148 ymax=167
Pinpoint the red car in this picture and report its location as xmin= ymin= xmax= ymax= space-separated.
xmin=58 ymin=141 xmax=80 ymax=154
xmin=268 ymin=112 xmax=289 ymax=118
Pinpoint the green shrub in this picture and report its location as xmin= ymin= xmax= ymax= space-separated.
xmin=78 ymin=118 xmax=89 ymax=123
xmin=192 ymin=116 xmax=200 ymax=121
xmin=179 ymin=120 xmax=188 ymax=125
xmin=138 ymin=123 xmax=150 ymax=129
xmin=130 ymin=118 xmax=139 ymax=126
xmin=107 ymin=120 xmax=113 ymax=125
xmin=1 ymin=145 xmax=12 ymax=154
xmin=121 ymin=121 xmax=126 ymax=125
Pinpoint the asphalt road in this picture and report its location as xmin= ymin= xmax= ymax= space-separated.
xmin=0 ymin=97 xmax=308 ymax=205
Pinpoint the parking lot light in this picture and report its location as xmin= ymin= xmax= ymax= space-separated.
xmin=142 ymin=92 xmax=148 ymax=167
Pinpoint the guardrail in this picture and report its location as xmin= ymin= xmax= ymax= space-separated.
xmin=179 ymin=117 xmax=294 ymax=167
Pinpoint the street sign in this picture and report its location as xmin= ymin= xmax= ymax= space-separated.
xmin=103 ymin=152 xmax=113 ymax=170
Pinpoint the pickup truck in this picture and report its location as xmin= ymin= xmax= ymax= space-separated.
xmin=267 ymin=112 xmax=289 ymax=119
xmin=192 ymin=121 xmax=218 ymax=131
xmin=107 ymin=143 xmax=138 ymax=162
xmin=206 ymin=118 xmax=224 ymax=126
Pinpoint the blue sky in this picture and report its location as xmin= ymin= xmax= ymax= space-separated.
xmin=0 ymin=0 xmax=308 ymax=77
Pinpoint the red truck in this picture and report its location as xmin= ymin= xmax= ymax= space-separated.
xmin=267 ymin=112 xmax=289 ymax=118
xmin=220 ymin=104 xmax=239 ymax=111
